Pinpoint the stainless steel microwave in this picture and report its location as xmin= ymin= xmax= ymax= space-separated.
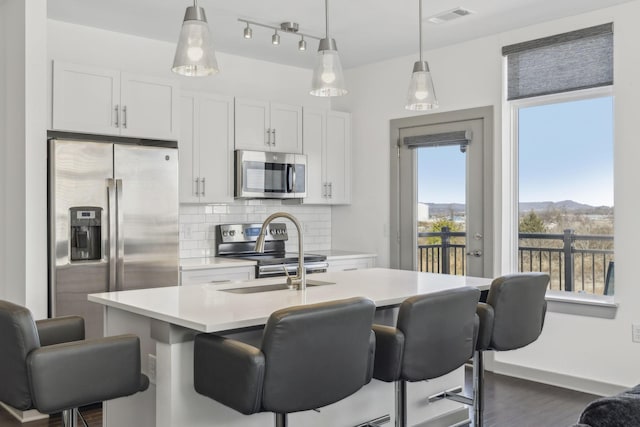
xmin=235 ymin=150 xmax=307 ymax=199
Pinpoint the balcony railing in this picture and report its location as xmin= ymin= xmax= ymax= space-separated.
xmin=418 ymin=227 xmax=614 ymax=295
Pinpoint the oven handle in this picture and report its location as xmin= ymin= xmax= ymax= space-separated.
xmin=258 ymin=262 xmax=329 ymax=276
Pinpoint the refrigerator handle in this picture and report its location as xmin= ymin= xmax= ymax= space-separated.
xmin=107 ymin=179 xmax=117 ymax=292
xmin=116 ymin=179 xmax=125 ymax=291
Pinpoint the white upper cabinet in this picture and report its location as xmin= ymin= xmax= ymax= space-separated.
xmin=179 ymin=92 xmax=234 ymax=204
xmin=303 ymin=109 xmax=352 ymax=205
xmin=235 ymin=98 xmax=302 ymax=153
xmin=52 ymin=61 xmax=179 ymax=141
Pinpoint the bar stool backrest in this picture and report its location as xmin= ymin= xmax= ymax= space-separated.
xmin=260 ymin=297 xmax=376 ymax=413
xmin=486 ymin=273 xmax=549 ymax=351
xmin=396 ymin=287 xmax=480 ymax=381
xmin=0 ymin=300 xmax=40 ymax=410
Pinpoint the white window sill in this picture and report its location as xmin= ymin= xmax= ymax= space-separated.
xmin=545 ymin=290 xmax=618 ymax=319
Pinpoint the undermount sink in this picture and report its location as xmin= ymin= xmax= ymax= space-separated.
xmin=220 ymin=279 xmax=335 ymax=294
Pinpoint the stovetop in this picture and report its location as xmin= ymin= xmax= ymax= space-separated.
xmin=218 ymin=252 xmax=326 ymax=266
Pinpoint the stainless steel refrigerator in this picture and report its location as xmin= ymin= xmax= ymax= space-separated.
xmin=48 ymin=137 xmax=179 ymax=339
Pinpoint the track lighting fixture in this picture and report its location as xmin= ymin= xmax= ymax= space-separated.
xmin=238 ymin=19 xmax=320 ymax=53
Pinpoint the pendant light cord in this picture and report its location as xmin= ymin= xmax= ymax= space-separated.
xmin=325 ymin=0 xmax=330 ymax=39
xmin=419 ymin=0 xmax=423 ymax=62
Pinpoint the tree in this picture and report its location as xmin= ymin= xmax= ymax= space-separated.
xmin=427 ymin=218 xmax=463 ymax=245
xmin=519 ymin=211 xmax=546 ymax=233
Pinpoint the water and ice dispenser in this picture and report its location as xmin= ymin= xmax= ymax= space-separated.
xmin=69 ymin=207 xmax=102 ymax=261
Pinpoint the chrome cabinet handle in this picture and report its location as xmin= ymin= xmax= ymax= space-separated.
xmin=122 ymin=106 xmax=127 ymax=128
xmin=328 ymin=182 xmax=333 ymax=198
xmin=114 ymin=105 xmax=120 ymax=128
xmin=266 ymin=128 xmax=271 ymax=145
xmin=195 ymin=178 xmax=200 ymax=196
xmin=201 ymin=177 xmax=206 ymax=196
xmin=271 ymin=129 xmax=276 ymax=145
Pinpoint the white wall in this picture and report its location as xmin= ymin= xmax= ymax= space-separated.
xmin=333 ymin=1 xmax=640 ymax=392
xmin=0 ymin=0 xmax=48 ymax=317
xmin=0 ymin=0 xmax=7 ymax=301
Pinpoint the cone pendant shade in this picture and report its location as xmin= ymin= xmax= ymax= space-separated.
xmin=172 ymin=3 xmax=219 ymax=77
xmin=406 ymin=61 xmax=438 ymax=110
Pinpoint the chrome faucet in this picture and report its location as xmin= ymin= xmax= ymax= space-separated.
xmin=255 ymin=212 xmax=306 ymax=290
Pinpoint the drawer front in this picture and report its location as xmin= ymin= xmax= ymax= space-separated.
xmin=181 ymin=267 xmax=255 ymax=286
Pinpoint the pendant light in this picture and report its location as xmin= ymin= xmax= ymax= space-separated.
xmin=310 ymin=0 xmax=347 ymax=97
xmin=406 ymin=0 xmax=438 ymax=110
xmin=172 ymin=0 xmax=219 ymax=77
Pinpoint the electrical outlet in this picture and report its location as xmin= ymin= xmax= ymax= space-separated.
xmin=148 ymin=354 xmax=157 ymax=384
xmin=632 ymin=324 xmax=640 ymax=343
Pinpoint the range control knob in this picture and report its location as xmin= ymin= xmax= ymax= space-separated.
xmin=229 ymin=230 xmax=236 ymax=237
xmin=222 ymin=230 xmax=229 ymax=237
xmin=270 ymin=229 xmax=277 ymax=235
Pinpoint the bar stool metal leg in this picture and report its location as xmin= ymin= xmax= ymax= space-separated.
xmin=275 ymin=413 xmax=288 ymax=427
xmin=62 ymin=408 xmax=78 ymax=427
xmin=395 ymin=380 xmax=407 ymax=427
xmin=473 ymin=351 xmax=484 ymax=427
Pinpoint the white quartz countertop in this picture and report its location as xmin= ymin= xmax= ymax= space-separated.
xmin=179 ymin=250 xmax=377 ymax=271
xmin=89 ymin=268 xmax=491 ymax=333
xmin=179 ymin=257 xmax=257 ymax=271
xmin=311 ymin=250 xmax=378 ymax=260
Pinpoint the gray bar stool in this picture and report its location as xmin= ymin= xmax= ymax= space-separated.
xmin=0 ymin=299 xmax=149 ymax=427
xmin=193 ymin=296 xmax=376 ymax=427
xmin=440 ymin=272 xmax=550 ymax=427
xmin=371 ymin=286 xmax=481 ymax=427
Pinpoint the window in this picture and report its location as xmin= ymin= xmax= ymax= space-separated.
xmin=514 ymin=89 xmax=614 ymax=296
xmin=504 ymin=24 xmax=614 ymax=297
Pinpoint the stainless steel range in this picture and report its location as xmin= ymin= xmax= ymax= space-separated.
xmin=215 ymin=223 xmax=328 ymax=278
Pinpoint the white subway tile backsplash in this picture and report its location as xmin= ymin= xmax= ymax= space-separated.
xmin=179 ymin=200 xmax=331 ymax=258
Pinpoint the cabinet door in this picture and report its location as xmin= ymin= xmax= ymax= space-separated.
xmin=120 ymin=73 xmax=179 ymax=140
xmin=302 ymin=109 xmax=327 ymax=204
xmin=235 ymin=98 xmax=270 ymax=151
xmin=270 ymin=103 xmax=303 ymax=153
xmin=52 ymin=61 xmax=120 ymax=136
xmin=198 ymin=94 xmax=235 ymax=203
xmin=179 ymin=95 xmax=199 ymax=203
xmin=326 ymin=111 xmax=352 ymax=204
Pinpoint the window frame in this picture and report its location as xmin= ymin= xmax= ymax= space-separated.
xmin=506 ymin=85 xmax=617 ymax=318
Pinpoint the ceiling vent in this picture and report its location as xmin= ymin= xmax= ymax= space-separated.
xmin=427 ymin=7 xmax=474 ymax=24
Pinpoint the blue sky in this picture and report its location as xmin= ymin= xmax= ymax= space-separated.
xmin=418 ymin=96 xmax=614 ymax=207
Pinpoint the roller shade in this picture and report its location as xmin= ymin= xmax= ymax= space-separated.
xmin=403 ymin=130 xmax=471 ymax=152
xmin=503 ymin=23 xmax=613 ymax=101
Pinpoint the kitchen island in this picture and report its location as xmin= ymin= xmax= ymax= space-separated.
xmin=89 ymin=268 xmax=491 ymax=427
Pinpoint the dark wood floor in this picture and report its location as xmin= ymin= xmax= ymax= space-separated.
xmin=1 ymin=369 xmax=597 ymax=426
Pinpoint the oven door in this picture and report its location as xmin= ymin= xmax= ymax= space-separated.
xmin=235 ymin=150 xmax=306 ymax=199
xmin=257 ymin=262 xmax=328 ymax=278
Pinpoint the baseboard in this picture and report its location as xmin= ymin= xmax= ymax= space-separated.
xmin=491 ymin=360 xmax=628 ymax=397
xmin=0 ymin=402 xmax=49 ymax=423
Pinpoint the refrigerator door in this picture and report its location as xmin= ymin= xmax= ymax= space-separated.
xmin=50 ymin=139 xmax=113 ymax=340
xmin=114 ymin=144 xmax=179 ymax=290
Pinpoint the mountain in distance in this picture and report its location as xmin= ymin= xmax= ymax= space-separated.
xmin=422 ymin=200 xmax=613 ymax=216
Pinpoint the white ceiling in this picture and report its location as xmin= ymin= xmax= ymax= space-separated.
xmin=47 ymin=0 xmax=633 ymax=70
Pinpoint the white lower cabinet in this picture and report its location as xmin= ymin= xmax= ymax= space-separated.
xmin=180 ymin=266 xmax=255 ymax=286
xmin=303 ymin=109 xmax=352 ymax=204
xmin=179 ymin=92 xmax=234 ymax=203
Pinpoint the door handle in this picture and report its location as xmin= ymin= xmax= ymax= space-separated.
xmin=271 ymin=129 xmax=276 ymax=145
xmin=466 ymin=250 xmax=482 ymax=257
xmin=116 ymin=179 xmax=124 ymax=291
xmin=107 ymin=179 xmax=117 ymax=292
